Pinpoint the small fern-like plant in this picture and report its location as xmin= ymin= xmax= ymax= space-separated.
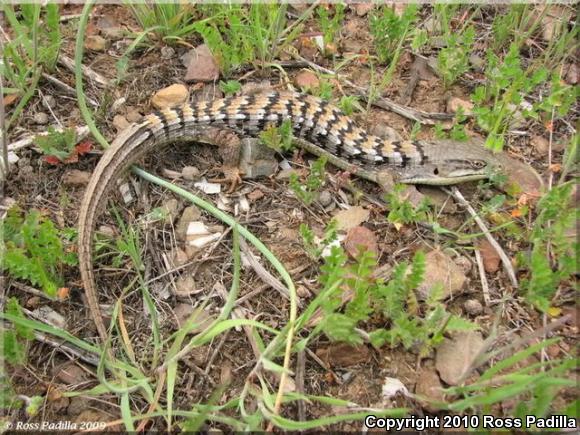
xmin=521 ymin=181 xmax=578 ymax=312
xmin=2 ymin=206 xmax=77 ymax=297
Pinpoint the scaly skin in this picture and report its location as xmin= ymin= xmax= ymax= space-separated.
xmin=78 ymin=90 xmax=531 ymax=341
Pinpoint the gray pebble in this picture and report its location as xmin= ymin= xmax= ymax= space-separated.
xmin=463 ymin=299 xmax=483 ymax=316
xmin=33 ymin=112 xmax=49 ymax=125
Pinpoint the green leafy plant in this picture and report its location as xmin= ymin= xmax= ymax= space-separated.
xmin=311 ymin=78 xmax=334 ymax=101
xmin=440 ymin=339 xmax=577 ymax=422
xmin=520 ymin=182 xmax=578 ymax=312
xmin=127 ymin=2 xmax=197 ymax=43
xmin=2 ymin=207 xmax=77 ymax=297
xmin=470 ymin=43 xmax=553 ymax=151
xmin=289 ymin=156 xmax=328 ymax=206
xmin=437 ymin=25 xmax=475 ymax=88
xmin=302 ymin=247 xmax=477 ymax=355
xmin=193 ymin=4 xmax=301 ymax=76
xmin=1 ymin=3 xmax=61 ymax=130
xmin=34 ymin=127 xmax=79 ymax=162
xmin=259 ymin=119 xmax=294 ymax=152
xmin=338 ymin=95 xmax=362 ymax=116
xmin=299 ymin=220 xmax=338 ymax=259
xmin=370 ymin=4 xmax=418 ymax=65
xmin=385 ymin=184 xmax=432 ymax=226
xmin=0 ymin=298 xmax=38 ymax=412
xmin=219 ymin=80 xmax=242 ymax=95
xmin=317 ymin=3 xmax=345 ymax=50
xmin=434 ymin=108 xmax=469 ymax=142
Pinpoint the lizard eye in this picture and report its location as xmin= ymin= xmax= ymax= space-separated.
xmin=472 ymin=160 xmax=486 ymax=169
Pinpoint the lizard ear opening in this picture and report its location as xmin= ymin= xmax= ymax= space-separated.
xmin=433 ymin=167 xmax=439 ymax=175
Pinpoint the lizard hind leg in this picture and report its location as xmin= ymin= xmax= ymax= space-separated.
xmin=197 ymin=127 xmax=244 ymax=193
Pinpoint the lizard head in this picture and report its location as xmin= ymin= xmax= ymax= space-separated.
xmin=398 ymin=139 xmax=543 ymax=190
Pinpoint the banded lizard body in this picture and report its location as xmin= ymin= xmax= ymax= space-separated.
xmin=78 ymin=90 xmax=532 ymax=341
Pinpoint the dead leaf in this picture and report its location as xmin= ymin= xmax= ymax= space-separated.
xmin=316 ymin=343 xmax=370 ymax=367
xmin=333 ymin=206 xmax=370 ymax=231
xmin=3 ymin=94 xmax=18 ymax=107
xmin=344 ymin=226 xmax=378 ymax=258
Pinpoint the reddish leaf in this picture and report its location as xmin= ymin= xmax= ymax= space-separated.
xmin=75 ymin=140 xmax=93 ymax=155
xmin=44 ymin=155 xmax=63 ymax=165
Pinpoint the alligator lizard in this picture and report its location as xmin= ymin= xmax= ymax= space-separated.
xmin=78 ymin=90 xmax=524 ymax=341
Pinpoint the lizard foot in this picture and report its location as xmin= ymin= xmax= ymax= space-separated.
xmin=209 ymin=165 xmax=243 ymax=193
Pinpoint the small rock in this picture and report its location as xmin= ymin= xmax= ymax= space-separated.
xmin=96 ymin=15 xmax=123 ymax=39
xmin=396 ymin=185 xmax=425 ymax=209
xmin=354 ymin=3 xmax=373 ymax=16
xmin=173 ymin=303 xmax=195 ymax=327
xmin=182 ymin=166 xmax=200 ymax=181
xmin=469 ymin=54 xmax=485 ymax=72
xmin=220 ymin=360 xmax=233 ymax=385
xmin=316 ymin=343 xmax=370 ymax=367
xmin=184 ymin=44 xmax=220 ymax=82
xmin=454 ymin=256 xmax=472 ymax=275
xmin=416 ymin=250 xmax=467 ymax=300
xmin=112 ymin=114 xmax=130 ymax=132
xmin=26 ymin=296 xmax=41 ymax=309
xmin=369 ymin=124 xmax=402 ymax=142
xmin=42 ymin=95 xmax=56 ymax=109
xmin=333 ymin=206 xmax=370 ymax=231
xmin=477 ymin=239 xmax=500 ymax=273
xmin=151 ymin=84 xmax=189 ymax=110
xmin=464 ymin=299 xmax=483 ymax=316
xmin=564 ymin=62 xmax=578 ymax=85
xmin=447 ymin=97 xmax=474 ymax=115
xmin=33 ymin=112 xmax=49 ymax=125
xmin=53 ymin=363 xmax=88 ymax=385
xmin=415 ymin=366 xmax=445 ymax=412
xmin=170 ymin=248 xmax=189 ymax=267
xmin=160 ymin=46 xmax=176 ymax=59
xmin=318 ymin=190 xmax=333 ymax=207
xmin=531 ymin=135 xmax=549 ymax=155
xmin=67 ymin=396 xmax=92 ymax=417
xmin=110 ymin=97 xmax=126 ymax=114
xmin=296 ymin=285 xmax=312 ymax=298
xmin=435 ymin=331 xmax=484 ymax=386
xmin=344 ymin=226 xmax=378 ymax=258
xmin=174 ymin=275 xmax=197 ymax=298
xmin=125 ymin=107 xmax=142 ymax=123
xmin=381 ymin=377 xmax=410 ymax=401
xmin=417 ymin=187 xmax=456 ymax=213
xmin=84 ymin=35 xmax=108 ymax=51
xmin=176 ymin=206 xmax=202 ymax=241
xmin=239 ymin=138 xmax=278 ymax=179
xmin=294 ymin=70 xmax=320 ymax=90
xmin=98 ymin=225 xmax=116 ymax=238
xmin=63 ymin=169 xmax=91 ymax=186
